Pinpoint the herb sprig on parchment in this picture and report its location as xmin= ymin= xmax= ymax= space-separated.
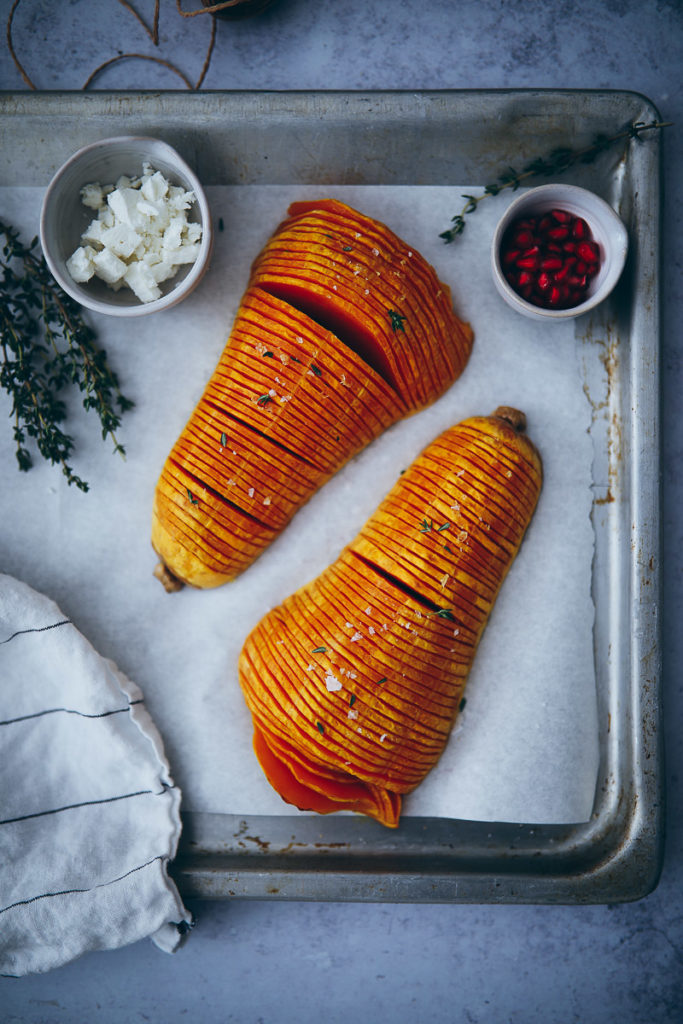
xmin=0 ymin=221 xmax=133 ymax=491
xmin=439 ymin=119 xmax=672 ymax=244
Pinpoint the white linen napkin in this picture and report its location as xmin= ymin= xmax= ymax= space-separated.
xmin=0 ymin=573 xmax=192 ymax=977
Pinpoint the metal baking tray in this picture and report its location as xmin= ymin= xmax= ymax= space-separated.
xmin=0 ymin=89 xmax=662 ymax=903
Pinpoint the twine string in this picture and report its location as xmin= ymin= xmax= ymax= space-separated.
xmin=7 ymin=0 xmax=217 ymax=91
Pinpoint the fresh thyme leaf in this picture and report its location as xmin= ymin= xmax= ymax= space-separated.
xmin=262 ymin=350 xmax=274 ymax=358
xmin=186 ymin=488 xmax=199 ymax=505
xmin=316 ymin=720 xmax=325 ymax=734
xmin=437 ymin=522 xmax=450 ymax=533
xmin=419 ymin=518 xmax=433 ymax=533
xmin=310 ymin=364 xmax=322 ymax=376
xmin=220 ymin=432 xmax=228 ymax=447
xmin=342 ymin=245 xmax=353 ymax=252
xmin=440 ymin=119 xmax=672 ymax=244
xmin=257 ymin=393 xmax=272 ymax=407
xmin=376 ymin=676 xmax=387 ymax=685
xmin=435 ymin=608 xmax=455 ymax=620
xmin=349 ymin=694 xmax=356 ymax=707
xmin=312 ymin=646 xmax=327 ymax=654
xmin=0 ymin=220 xmax=132 ymax=490
xmin=388 ymin=309 xmax=406 ymax=332
xmin=459 ymin=697 xmax=467 ymax=712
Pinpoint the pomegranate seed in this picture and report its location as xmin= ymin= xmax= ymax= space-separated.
xmin=575 ymin=260 xmax=588 ymax=276
xmin=518 ymin=270 xmax=533 ymax=286
xmin=548 ymin=286 xmax=563 ymax=306
xmin=547 ymin=242 xmax=563 ymax=253
xmin=517 ymin=255 xmax=538 ymax=270
xmin=503 ymin=248 xmax=521 ymax=266
xmin=564 ymin=241 xmax=577 ymax=253
xmin=514 ymin=229 xmax=535 ymax=248
xmin=520 ymin=284 xmax=534 ymax=300
xmin=537 ymin=272 xmax=552 ymax=292
xmin=572 ymin=217 xmax=589 ymax=240
xmin=539 ymin=215 xmax=554 ymax=234
xmin=551 ymin=209 xmax=572 ymax=223
xmin=547 ymin=225 xmax=569 ymax=241
xmin=554 ymin=260 xmax=574 ymax=282
xmin=540 ymin=256 xmax=563 ymax=271
xmin=577 ymin=240 xmax=599 ymax=263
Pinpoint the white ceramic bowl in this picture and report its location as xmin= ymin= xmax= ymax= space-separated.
xmin=491 ymin=183 xmax=628 ymax=321
xmin=40 ymin=136 xmax=213 ymax=318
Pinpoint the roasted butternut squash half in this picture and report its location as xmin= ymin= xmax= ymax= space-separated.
xmin=152 ymin=199 xmax=473 ymax=589
xmin=238 ymin=408 xmax=542 ymax=827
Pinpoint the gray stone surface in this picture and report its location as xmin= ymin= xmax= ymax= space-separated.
xmin=1 ymin=1 xmax=681 ymax=1021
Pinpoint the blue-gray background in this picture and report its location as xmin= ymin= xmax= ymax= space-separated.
xmin=2 ymin=1 xmax=681 ymax=1021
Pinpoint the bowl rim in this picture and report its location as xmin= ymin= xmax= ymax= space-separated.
xmin=490 ymin=183 xmax=629 ymax=321
xmin=39 ymin=135 xmax=213 ymax=318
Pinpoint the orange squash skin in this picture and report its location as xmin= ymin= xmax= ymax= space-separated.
xmin=151 ymin=200 xmax=473 ymax=589
xmin=238 ymin=409 xmax=543 ymax=828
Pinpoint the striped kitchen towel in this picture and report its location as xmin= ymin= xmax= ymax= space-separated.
xmin=0 ymin=573 xmax=192 ymax=976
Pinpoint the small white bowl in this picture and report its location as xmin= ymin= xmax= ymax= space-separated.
xmin=491 ymin=183 xmax=628 ymax=321
xmin=40 ymin=136 xmax=213 ymax=318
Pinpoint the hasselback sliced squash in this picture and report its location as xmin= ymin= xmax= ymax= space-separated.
xmin=238 ymin=408 xmax=543 ymax=827
xmin=152 ymin=199 xmax=473 ymax=590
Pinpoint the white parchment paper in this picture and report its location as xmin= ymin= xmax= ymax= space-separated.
xmin=0 ymin=185 xmax=599 ymax=824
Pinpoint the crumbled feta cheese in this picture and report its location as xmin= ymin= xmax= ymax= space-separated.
xmin=65 ymin=246 xmax=96 ymax=283
xmin=92 ymin=248 xmax=127 ymax=285
xmin=80 ymin=183 xmax=105 ymax=209
xmin=325 ymin=674 xmax=342 ymax=692
xmin=100 ymin=223 xmax=141 ymax=259
xmin=66 ymin=164 xmax=202 ymax=302
xmin=123 ymin=262 xmax=161 ymax=303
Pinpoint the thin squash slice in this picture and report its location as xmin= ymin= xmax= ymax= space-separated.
xmin=238 ymin=408 xmax=543 ymax=827
xmin=152 ymin=200 xmax=473 ymax=590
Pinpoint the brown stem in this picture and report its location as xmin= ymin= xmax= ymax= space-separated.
xmin=153 ymin=561 xmax=185 ymax=593
xmin=493 ymin=406 xmax=527 ymax=433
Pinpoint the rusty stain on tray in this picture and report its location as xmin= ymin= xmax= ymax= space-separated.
xmin=581 ymin=320 xmax=622 ymax=506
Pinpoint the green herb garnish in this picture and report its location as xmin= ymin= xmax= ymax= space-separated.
xmin=310 ymin=364 xmax=322 ymax=376
xmin=220 ymin=432 xmax=228 ymax=447
xmin=262 ymin=351 xmax=274 ymax=358
xmin=437 ymin=522 xmax=450 ymax=533
xmin=349 ymin=694 xmax=356 ymax=707
xmin=316 ymin=721 xmax=325 ymax=735
xmin=186 ymin=488 xmax=199 ymax=505
xmin=376 ymin=676 xmax=387 ymax=685
xmin=0 ymin=221 xmax=132 ymax=491
xmin=257 ymin=393 xmax=273 ymax=407
xmin=312 ymin=646 xmax=327 ymax=654
xmin=419 ymin=518 xmax=433 ymax=533
xmin=388 ymin=309 xmax=406 ymax=332
xmin=440 ymin=119 xmax=672 ymax=243
xmin=435 ymin=608 xmax=455 ymax=621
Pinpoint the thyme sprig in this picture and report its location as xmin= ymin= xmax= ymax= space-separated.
xmin=0 ymin=221 xmax=133 ymax=491
xmin=439 ymin=119 xmax=672 ymax=243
